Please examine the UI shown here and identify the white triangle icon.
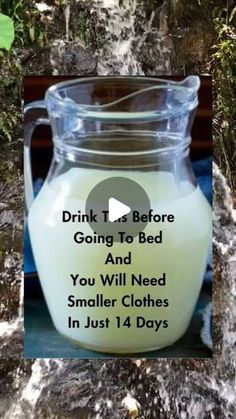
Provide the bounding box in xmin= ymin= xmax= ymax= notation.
xmin=108 ymin=197 xmax=131 ymax=222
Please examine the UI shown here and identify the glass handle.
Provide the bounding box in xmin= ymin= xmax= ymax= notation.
xmin=24 ymin=100 xmax=50 ymax=214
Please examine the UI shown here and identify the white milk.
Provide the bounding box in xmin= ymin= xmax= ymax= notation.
xmin=28 ymin=168 xmax=211 ymax=353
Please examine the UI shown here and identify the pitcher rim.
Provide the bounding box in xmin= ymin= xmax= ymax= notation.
xmin=46 ymin=76 xmax=200 ymax=122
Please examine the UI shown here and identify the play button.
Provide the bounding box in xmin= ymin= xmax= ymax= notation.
xmin=108 ymin=198 xmax=131 ymax=222
xmin=85 ymin=176 xmax=151 ymax=241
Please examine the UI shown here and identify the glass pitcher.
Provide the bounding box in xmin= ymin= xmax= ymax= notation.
xmin=24 ymin=76 xmax=211 ymax=354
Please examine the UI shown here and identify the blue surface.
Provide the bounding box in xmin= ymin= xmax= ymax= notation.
xmin=193 ymin=157 xmax=212 ymax=204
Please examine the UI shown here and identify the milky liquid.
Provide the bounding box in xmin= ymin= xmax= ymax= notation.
xmin=28 ymin=168 xmax=211 ymax=353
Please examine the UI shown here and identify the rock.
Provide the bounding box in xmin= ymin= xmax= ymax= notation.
xmin=137 ymin=31 xmax=173 ymax=74
xmin=213 ymin=163 xmax=236 ymax=247
xmin=50 ymin=40 xmax=97 ymax=75
xmin=0 ymin=321 xmax=23 ymax=359
xmin=34 ymin=360 xmax=128 ymax=418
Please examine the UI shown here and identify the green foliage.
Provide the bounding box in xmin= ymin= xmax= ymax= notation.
xmin=0 ymin=0 xmax=45 ymax=47
xmin=212 ymin=3 xmax=236 ymax=187
xmin=0 ymin=13 xmax=14 ymax=50
xmin=0 ymin=107 xmax=20 ymax=142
